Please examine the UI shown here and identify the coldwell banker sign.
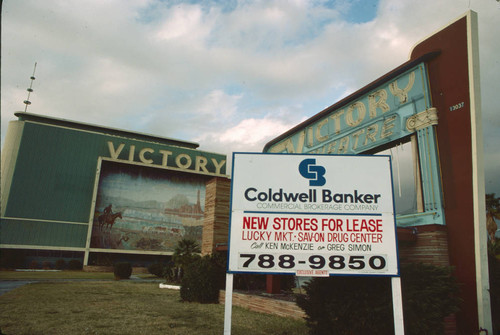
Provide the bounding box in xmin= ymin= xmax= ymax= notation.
xmin=227 ymin=153 xmax=399 ymax=276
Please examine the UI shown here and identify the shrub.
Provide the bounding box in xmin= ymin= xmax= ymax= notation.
xmin=234 ymin=273 xmax=266 ymax=291
xmin=0 ymin=249 xmax=26 ymax=269
xmin=281 ymin=275 xmax=296 ymax=293
xmin=67 ymin=259 xmax=83 ymax=270
xmin=42 ymin=261 xmax=52 ymax=269
xmin=296 ymin=263 xmax=460 ymax=335
xmin=30 ymin=260 xmax=40 ymax=269
xmin=180 ymin=255 xmax=222 ymax=303
xmin=55 ymin=259 xmax=66 ymax=270
xmin=209 ymin=252 xmax=227 ymax=290
xmin=148 ymin=262 xmax=175 ymax=279
xmin=488 ymin=253 xmax=500 ymax=334
xmin=233 ymin=273 xmax=296 ymax=293
xmin=399 ymin=263 xmax=461 ymax=334
xmin=297 ymin=275 xmax=393 ymax=335
xmin=164 ymin=262 xmax=177 ymax=282
xmin=148 ymin=263 xmax=165 ymax=277
xmin=173 ymin=239 xmax=201 ymax=281
xmin=114 ymin=262 xmax=132 ymax=280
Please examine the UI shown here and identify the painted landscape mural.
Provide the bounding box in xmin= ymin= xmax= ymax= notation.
xmin=90 ymin=161 xmax=207 ymax=252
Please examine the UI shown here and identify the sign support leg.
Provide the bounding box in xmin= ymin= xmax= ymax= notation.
xmin=224 ymin=273 xmax=234 ymax=335
xmin=392 ymin=276 xmax=405 ymax=334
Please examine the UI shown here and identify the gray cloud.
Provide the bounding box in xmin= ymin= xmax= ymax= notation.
xmin=2 ymin=0 xmax=499 ymax=193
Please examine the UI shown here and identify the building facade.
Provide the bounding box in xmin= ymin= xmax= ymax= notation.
xmin=262 ymin=12 xmax=490 ymax=333
xmin=1 ymin=112 xmax=230 ymax=267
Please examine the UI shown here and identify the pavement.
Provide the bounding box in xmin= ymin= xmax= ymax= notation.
xmin=0 ymin=281 xmax=34 ymax=296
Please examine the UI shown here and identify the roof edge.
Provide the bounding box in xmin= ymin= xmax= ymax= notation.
xmin=14 ymin=112 xmax=199 ymax=149
xmin=262 ymin=51 xmax=440 ymax=153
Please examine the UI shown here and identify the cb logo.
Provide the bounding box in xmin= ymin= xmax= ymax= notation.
xmin=299 ymin=158 xmax=326 ymax=186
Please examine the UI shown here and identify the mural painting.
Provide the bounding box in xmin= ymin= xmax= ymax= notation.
xmin=90 ymin=161 xmax=207 ymax=252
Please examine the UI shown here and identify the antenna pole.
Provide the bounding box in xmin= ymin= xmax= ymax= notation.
xmin=23 ymin=62 xmax=37 ymax=112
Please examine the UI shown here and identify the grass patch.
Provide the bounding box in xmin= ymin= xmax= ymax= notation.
xmin=0 ymin=281 xmax=308 ymax=335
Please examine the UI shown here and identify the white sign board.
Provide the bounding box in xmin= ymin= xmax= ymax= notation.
xmin=227 ymin=153 xmax=399 ymax=276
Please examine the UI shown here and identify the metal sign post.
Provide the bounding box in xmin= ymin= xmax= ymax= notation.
xmin=223 ymin=273 xmax=234 ymax=334
xmin=392 ymin=277 xmax=405 ymax=334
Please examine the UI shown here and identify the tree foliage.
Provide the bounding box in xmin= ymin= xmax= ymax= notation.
xmin=486 ymin=193 xmax=500 ymax=246
xmin=173 ymin=238 xmax=201 ymax=280
xmin=148 ymin=260 xmax=176 ymax=281
xmin=486 ymin=193 xmax=500 ymax=334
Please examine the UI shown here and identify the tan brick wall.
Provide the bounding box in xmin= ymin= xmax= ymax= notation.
xmin=398 ymin=225 xmax=450 ymax=267
xmin=219 ymin=290 xmax=306 ymax=320
xmin=201 ymin=177 xmax=231 ymax=255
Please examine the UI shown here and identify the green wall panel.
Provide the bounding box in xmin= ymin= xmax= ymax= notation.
xmin=5 ymin=123 xmax=102 ymax=222
xmin=4 ymin=122 xmax=226 ymax=223
xmin=0 ymin=219 xmax=88 ymax=247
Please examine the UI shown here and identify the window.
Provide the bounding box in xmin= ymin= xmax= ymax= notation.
xmin=375 ymin=139 xmax=421 ymax=216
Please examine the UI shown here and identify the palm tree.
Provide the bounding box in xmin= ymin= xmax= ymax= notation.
xmin=486 ymin=193 xmax=500 ymax=245
xmin=173 ymin=238 xmax=201 ymax=280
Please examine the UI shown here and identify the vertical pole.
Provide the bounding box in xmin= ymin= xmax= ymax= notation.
xmin=467 ymin=11 xmax=492 ymax=333
xmin=224 ymin=273 xmax=234 ymax=335
xmin=266 ymin=274 xmax=281 ymax=294
xmin=392 ymin=277 xmax=405 ymax=334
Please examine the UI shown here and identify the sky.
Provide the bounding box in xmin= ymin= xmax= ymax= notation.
xmin=1 ymin=0 xmax=499 ymax=196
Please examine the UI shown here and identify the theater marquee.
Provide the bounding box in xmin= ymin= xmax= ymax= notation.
xmin=265 ymin=63 xmax=432 ymax=156
xmin=261 ymin=11 xmax=490 ymax=334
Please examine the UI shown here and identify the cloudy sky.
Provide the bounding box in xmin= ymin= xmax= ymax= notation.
xmin=1 ymin=0 xmax=499 ymax=195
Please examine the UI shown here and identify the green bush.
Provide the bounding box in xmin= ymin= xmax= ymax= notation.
xmin=280 ymin=274 xmax=296 ymax=293
xmin=234 ymin=273 xmax=266 ymax=291
xmin=489 ymin=253 xmax=500 ymax=333
xmin=180 ymin=255 xmax=223 ymax=303
xmin=209 ymin=252 xmax=227 ymax=290
xmin=55 ymin=259 xmax=66 ymax=270
xmin=297 ymin=275 xmax=393 ymax=335
xmin=0 ymin=249 xmax=26 ymax=269
xmin=113 ymin=262 xmax=132 ymax=280
xmin=67 ymin=259 xmax=83 ymax=270
xmin=148 ymin=262 xmax=176 ymax=281
xmin=399 ymin=263 xmax=461 ymax=334
xmin=148 ymin=263 xmax=165 ymax=277
xmin=233 ymin=273 xmax=296 ymax=293
xmin=173 ymin=239 xmax=201 ymax=281
xmin=296 ymin=263 xmax=460 ymax=335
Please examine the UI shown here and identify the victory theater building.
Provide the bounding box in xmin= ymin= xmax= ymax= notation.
xmin=1 ymin=112 xmax=230 ymax=267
